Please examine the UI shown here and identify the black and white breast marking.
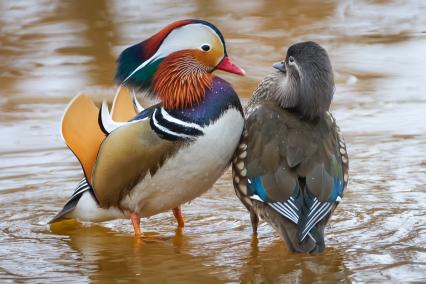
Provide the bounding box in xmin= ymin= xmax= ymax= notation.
xmin=151 ymin=107 xmax=204 ymax=141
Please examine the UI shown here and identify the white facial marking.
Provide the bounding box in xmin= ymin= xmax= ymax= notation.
xmin=156 ymin=24 xmax=222 ymax=58
xmin=124 ymin=24 xmax=223 ymax=83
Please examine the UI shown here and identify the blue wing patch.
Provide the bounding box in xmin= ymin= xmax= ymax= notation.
xmin=329 ymin=176 xmax=344 ymax=202
xmin=247 ymin=176 xmax=269 ymax=201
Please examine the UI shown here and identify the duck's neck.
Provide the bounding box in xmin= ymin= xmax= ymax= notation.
xmin=167 ymin=77 xmax=243 ymax=126
xmin=153 ymin=52 xmax=213 ymax=110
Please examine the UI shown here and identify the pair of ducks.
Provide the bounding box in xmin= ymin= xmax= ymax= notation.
xmin=50 ymin=19 xmax=348 ymax=253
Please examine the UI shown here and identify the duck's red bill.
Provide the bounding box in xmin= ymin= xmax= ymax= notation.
xmin=216 ymin=56 xmax=246 ymax=76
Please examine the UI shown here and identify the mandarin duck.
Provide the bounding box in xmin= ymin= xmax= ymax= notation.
xmin=232 ymin=41 xmax=348 ymax=253
xmin=50 ymin=19 xmax=245 ymax=238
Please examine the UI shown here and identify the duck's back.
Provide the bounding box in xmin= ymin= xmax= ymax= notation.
xmin=246 ymin=102 xmax=346 ymax=191
xmin=234 ymin=102 xmax=348 ymax=251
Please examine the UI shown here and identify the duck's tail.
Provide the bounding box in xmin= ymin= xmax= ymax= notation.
xmin=49 ymin=178 xmax=92 ymax=224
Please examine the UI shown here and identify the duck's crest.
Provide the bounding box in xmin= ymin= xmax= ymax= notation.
xmin=115 ymin=20 xmax=193 ymax=88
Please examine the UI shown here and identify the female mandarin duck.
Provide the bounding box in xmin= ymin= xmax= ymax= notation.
xmin=50 ymin=19 xmax=245 ymax=238
xmin=232 ymin=41 xmax=348 ymax=253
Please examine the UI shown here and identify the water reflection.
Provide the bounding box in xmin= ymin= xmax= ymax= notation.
xmin=50 ymin=221 xmax=226 ymax=283
xmin=240 ymin=239 xmax=351 ymax=283
xmin=49 ymin=221 xmax=352 ymax=283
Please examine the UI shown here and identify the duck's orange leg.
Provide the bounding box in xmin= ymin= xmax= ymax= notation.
xmin=172 ymin=206 xmax=185 ymax=228
xmin=130 ymin=212 xmax=141 ymax=236
xmin=130 ymin=212 xmax=171 ymax=242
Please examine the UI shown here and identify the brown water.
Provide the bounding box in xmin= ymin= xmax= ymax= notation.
xmin=1 ymin=0 xmax=425 ymax=282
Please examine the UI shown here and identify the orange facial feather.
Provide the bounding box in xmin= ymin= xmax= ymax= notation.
xmin=153 ymin=51 xmax=213 ymax=110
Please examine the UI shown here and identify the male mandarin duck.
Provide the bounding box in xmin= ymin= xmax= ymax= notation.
xmin=50 ymin=19 xmax=245 ymax=238
xmin=232 ymin=41 xmax=349 ymax=253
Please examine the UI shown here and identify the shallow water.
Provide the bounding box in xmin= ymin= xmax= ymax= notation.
xmin=1 ymin=0 xmax=426 ymax=282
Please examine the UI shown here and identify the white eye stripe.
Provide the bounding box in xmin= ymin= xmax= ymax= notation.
xmin=287 ymin=55 xmax=302 ymax=79
xmin=123 ymin=24 xmax=223 ymax=83
xmin=123 ymin=56 xmax=157 ymax=83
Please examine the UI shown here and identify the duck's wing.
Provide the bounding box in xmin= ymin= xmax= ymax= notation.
xmin=297 ymin=112 xmax=349 ymax=242
xmin=239 ymin=103 xmax=348 ymax=245
xmin=91 ymin=105 xmax=190 ymax=209
xmin=52 ymin=88 xmax=147 ymax=223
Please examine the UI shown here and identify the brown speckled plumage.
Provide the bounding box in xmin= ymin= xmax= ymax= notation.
xmin=232 ymin=41 xmax=349 ymax=253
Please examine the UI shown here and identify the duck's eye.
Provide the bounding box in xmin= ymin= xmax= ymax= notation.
xmin=288 ymin=56 xmax=295 ymax=64
xmin=201 ymin=44 xmax=211 ymax=52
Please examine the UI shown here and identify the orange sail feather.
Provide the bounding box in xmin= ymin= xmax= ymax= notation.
xmin=61 ymin=94 xmax=106 ymax=183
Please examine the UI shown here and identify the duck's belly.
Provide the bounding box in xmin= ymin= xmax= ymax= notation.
xmin=120 ymin=108 xmax=244 ymax=217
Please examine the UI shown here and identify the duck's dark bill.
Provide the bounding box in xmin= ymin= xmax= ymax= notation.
xmin=272 ymin=61 xmax=286 ymax=72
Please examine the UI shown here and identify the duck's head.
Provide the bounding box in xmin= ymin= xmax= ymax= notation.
xmin=115 ymin=19 xmax=245 ymax=110
xmin=268 ymin=41 xmax=334 ymax=120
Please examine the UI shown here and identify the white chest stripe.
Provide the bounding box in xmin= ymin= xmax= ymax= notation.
xmin=152 ymin=109 xmax=195 ymax=139
xmin=160 ymin=108 xmax=204 ymax=131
